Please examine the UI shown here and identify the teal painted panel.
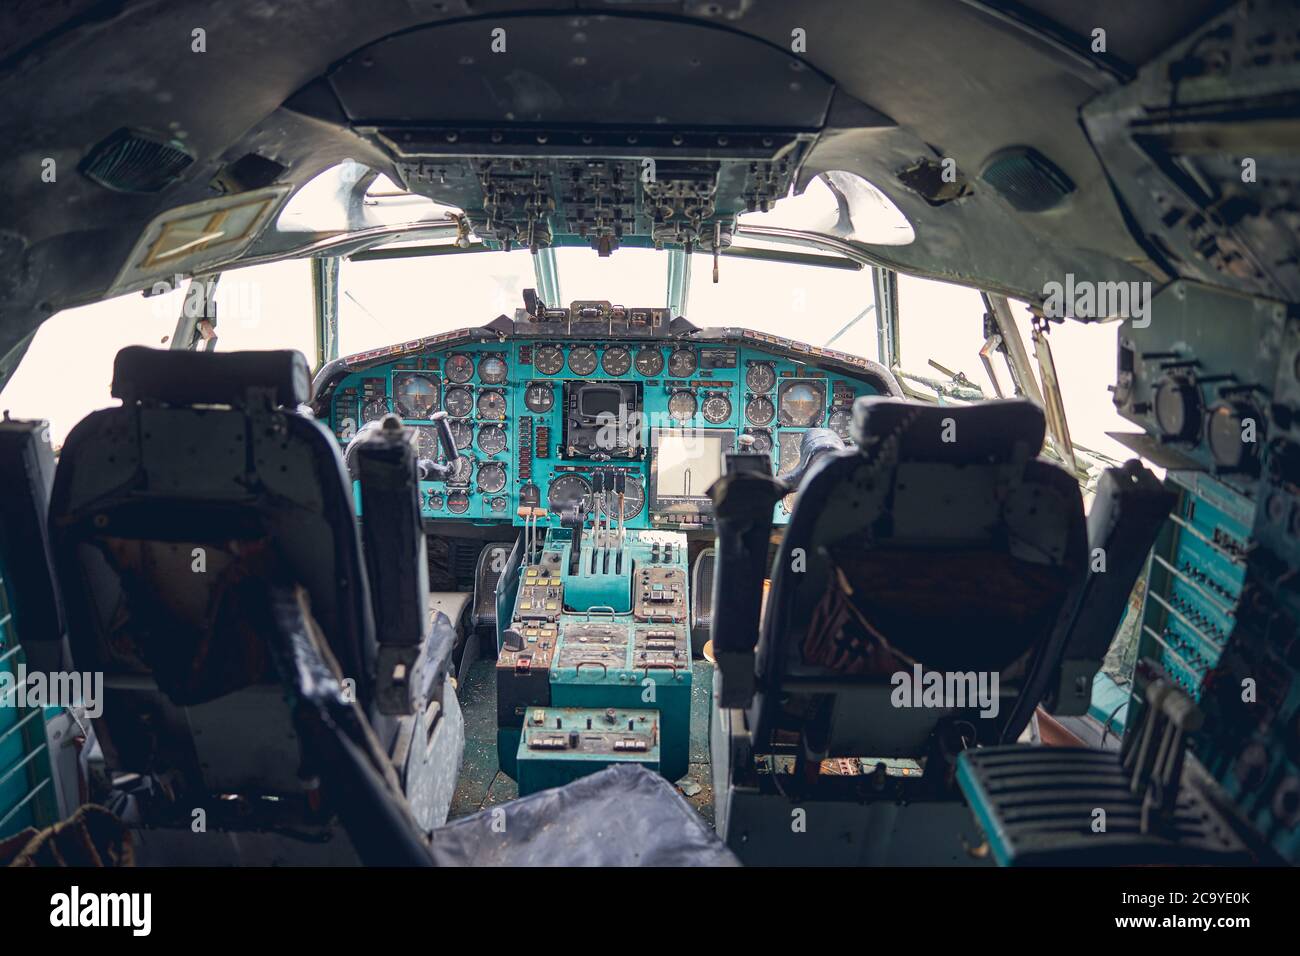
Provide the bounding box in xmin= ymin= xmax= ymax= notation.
xmin=0 ymin=561 xmax=58 ymax=838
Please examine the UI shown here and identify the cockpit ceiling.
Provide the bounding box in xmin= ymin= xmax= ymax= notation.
xmin=0 ymin=0 xmax=1265 ymax=373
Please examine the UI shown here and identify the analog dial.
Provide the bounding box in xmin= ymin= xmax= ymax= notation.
xmin=426 ymin=492 xmax=444 ymax=511
xmin=477 ymin=462 xmax=507 ymax=494
xmin=701 ymin=393 xmax=732 ymax=424
xmin=478 ymin=355 xmax=509 ymax=385
xmin=668 ymin=390 xmax=697 ymax=422
xmin=568 ymin=346 xmax=599 ymax=376
xmin=519 ymin=483 xmax=541 ymax=508
xmin=446 ymin=491 xmax=470 ymax=514
xmin=778 ymin=381 xmax=825 ymax=428
xmin=450 ymin=455 xmax=474 ymax=485
xmin=746 ymin=363 xmax=776 ymax=393
xmin=449 ymin=419 xmax=473 ymax=450
xmin=412 ymin=425 xmax=439 ymax=459
xmin=601 ymin=346 xmax=632 ymax=376
xmin=667 ymin=348 xmax=696 ymax=378
xmin=524 ymin=382 xmax=554 ymax=413
xmin=634 ymin=348 xmax=664 ymax=376
xmin=547 ymin=474 xmax=591 ymax=515
xmin=745 ymin=395 xmax=776 ymax=426
xmin=598 ymin=476 xmax=645 ymax=521
xmin=361 ymin=396 xmax=389 ymax=424
xmin=745 ymin=429 xmax=773 ymax=455
xmin=477 ymin=424 xmax=508 ymax=456
xmin=476 ymin=390 xmax=507 ymax=420
xmin=444 ymin=386 xmax=473 ymax=418
xmin=533 ymin=345 xmax=564 ymax=375
xmin=392 ymin=372 xmax=440 ymax=419
xmin=828 ymin=408 xmax=853 ymax=441
xmin=444 ymin=354 xmax=475 ymax=384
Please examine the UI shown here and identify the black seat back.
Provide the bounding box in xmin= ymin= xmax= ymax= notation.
xmin=48 ymin=347 xmax=375 ymax=799
xmin=752 ymin=397 xmax=1088 ymax=759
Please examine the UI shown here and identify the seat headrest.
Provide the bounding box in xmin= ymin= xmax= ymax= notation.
xmin=851 ymin=396 xmax=1045 ymax=464
xmin=112 ymin=346 xmax=311 ymax=408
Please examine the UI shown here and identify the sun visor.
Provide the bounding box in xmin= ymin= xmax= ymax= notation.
xmin=108 ymin=184 xmax=290 ymax=295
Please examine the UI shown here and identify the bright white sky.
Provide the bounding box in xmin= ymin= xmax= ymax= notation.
xmin=0 ymin=246 xmax=1130 ymax=463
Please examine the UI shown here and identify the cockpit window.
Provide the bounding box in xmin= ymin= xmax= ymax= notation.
xmin=337 ymin=248 xmax=539 ymax=356
xmin=738 ymin=171 xmax=915 ymax=246
xmin=685 ymin=242 xmax=878 ymax=361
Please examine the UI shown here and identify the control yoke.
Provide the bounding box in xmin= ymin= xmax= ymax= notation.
xmin=344 ymin=411 xmax=460 ymax=483
xmin=418 ymin=411 xmax=460 ymax=482
xmin=778 ymin=427 xmax=845 ymax=492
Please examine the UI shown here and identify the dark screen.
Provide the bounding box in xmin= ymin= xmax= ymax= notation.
xmin=580 ymin=386 xmax=622 ymax=418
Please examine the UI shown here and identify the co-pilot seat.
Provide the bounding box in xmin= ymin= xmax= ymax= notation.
xmin=48 ymin=346 xmax=732 ymax=867
xmin=709 ymin=396 xmax=1089 ymax=865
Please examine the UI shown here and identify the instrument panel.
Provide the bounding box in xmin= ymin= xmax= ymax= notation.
xmin=324 ymin=328 xmax=891 ymax=530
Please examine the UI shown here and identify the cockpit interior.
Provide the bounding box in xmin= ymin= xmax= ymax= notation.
xmin=1 ymin=0 xmax=1298 ymax=893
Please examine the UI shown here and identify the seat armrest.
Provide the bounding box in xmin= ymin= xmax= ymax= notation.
xmin=708 ymin=463 xmax=785 ymax=708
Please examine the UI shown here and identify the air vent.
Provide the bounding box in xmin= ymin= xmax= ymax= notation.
xmin=79 ymin=128 xmax=193 ymax=193
xmin=979 ymin=146 xmax=1074 ymax=213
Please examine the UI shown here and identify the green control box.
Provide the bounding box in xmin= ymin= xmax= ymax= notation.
xmin=516 ymin=706 xmax=660 ymax=795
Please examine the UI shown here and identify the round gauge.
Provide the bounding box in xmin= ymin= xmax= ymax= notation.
xmin=450 ymin=455 xmax=474 ymax=485
xmin=634 ymin=347 xmax=665 ymax=376
xmin=446 ymin=492 xmax=470 ymax=514
xmin=449 ymin=419 xmax=473 ymax=450
xmin=667 ymin=348 xmax=696 ymax=378
xmin=412 ymin=425 xmax=439 ymax=459
xmin=524 ymin=382 xmax=554 ymax=413
xmin=519 ymin=482 xmax=541 ymax=508
xmin=828 ymin=408 xmax=853 ymax=441
xmin=426 ymin=492 xmax=444 ymax=511
xmin=778 ymin=381 xmax=825 ymax=428
xmin=701 ymin=393 xmax=732 ymax=424
xmin=477 ymin=390 xmax=507 ymax=420
xmin=745 ymin=429 xmax=773 ymax=455
xmin=444 ymin=354 xmax=475 ymax=384
xmin=1206 ymin=402 xmax=1261 ymax=471
xmin=533 ymin=345 xmax=565 ymax=376
xmin=444 ymin=386 xmax=474 ymax=418
xmin=599 ymin=476 xmax=645 ymax=521
xmin=568 ymin=346 xmax=599 ymax=376
xmin=746 ymin=363 xmax=776 ymax=393
xmin=602 ymin=346 xmax=632 ymax=376
xmin=668 ymin=390 xmax=697 ymax=422
xmin=361 ymin=396 xmax=390 ymax=424
xmin=1155 ymin=376 xmax=1201 ymax=442
xmin=746 ymin=395 xmax=776 ymax=426
xmin=477 ymin=462 xmax=508 ymax=494
xmin=548 ymin=474 xmax=592 ymax=514
xmin=477 ymin=424 xmax=508 ymax=456
xmin=392 ymin=373 xmax=440 ymax=419
xmin=479 ymin=355 xmax=509 ymax=385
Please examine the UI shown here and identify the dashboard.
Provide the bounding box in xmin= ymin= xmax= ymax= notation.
xmin=313 ymin=302 xmax=899 ymax=531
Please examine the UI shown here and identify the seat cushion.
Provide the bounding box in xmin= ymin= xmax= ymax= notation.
xmin=428 ymin=765 xmax=739 ymax=866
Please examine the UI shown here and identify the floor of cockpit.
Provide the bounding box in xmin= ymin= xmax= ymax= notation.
xmin=449 ymin=659 xmax=716 ymax=824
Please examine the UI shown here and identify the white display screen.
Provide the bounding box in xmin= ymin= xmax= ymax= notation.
xmin=655 ymin=431 xmax=726 ymax=499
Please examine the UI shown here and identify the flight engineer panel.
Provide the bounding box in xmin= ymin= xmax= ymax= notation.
xmin=317 ymin=313 xmax=896 ymax=530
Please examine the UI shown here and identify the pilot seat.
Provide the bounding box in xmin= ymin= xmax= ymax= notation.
xmin=708 ymin=396 xmax=1090 ymax=865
